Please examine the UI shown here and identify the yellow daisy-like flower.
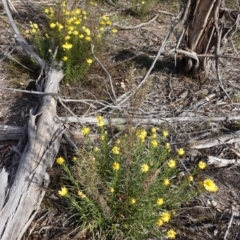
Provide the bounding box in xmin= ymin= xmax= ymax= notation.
xmin=167 ymin=229 xmax=177 ymax=239
xmin=58 ymin=24 xmax=63 ymax=31
xmin=31 ymin=29 xmax=37 ymax=34
xmin=56 ymin=156 xmax=65 ymax=165
xmin=62 ymin=56 xmax=68 ymax=61
xmin=141 ymin=164 xmax=149 ymax=173
xmin=97 ymin=116 xmax=105 ymax=127
xmin=151 ymin=127 xmax=157 ymax=133
xmin=188 ymin=175 xmax=193 ymax=182
xmin=163 ymin=178 xmax=170 ymax=186
xmin=177 ymin=148 xmax=185 ymax=156
xmin=73 ymin=30 xmax=78 ymax=35
xmin=156 ymin=218 xmax=164 ymax=226
xmin=44 ymin=8 xmax=49 ymax=14
xmin=112 ymin=146 xmax=120 ymax=155
xmin=151 ymin=140 xmax=158 ymax=148
xmin=203 ymin=179 xmax=218 ymax=192
xmin=62 ymin=42 xmax=73 ymax=50
xmin=68 ymin=26 xmax=74 ymax=31
xmin=58 ymin=186 xmax=68 ymax=196
xmin=79 ymin=34 xmax=84 ymax=39
xmin=85 ymin=36 xmax=91 ymax=41
xmin=130 ymin=198 xmax=136 ymax=205
xmin=198 ymin=161 xmax=207 ymax=170
xmin=87 ymin=58 xmax=93 ymax=65
xmin=161 ymin=212 xmax=171 ymax=223
xmin=81 ymin=126 xmax=91 ymax=136
xmin=109 ymin=187 xmax=114 ymax=193
xmin=165 ymin=142 xmax=171 ymax=150
xmin=50 ymin=23 xmax=56 ymax=28
xmin=85 ymin=28 xmax=91 ymax=35
xmin=112 ymin=28 xmax=118 ymax=33
xmin=151 ymin=133 xmax=157 ymax=139
xmin=72 ymin=156 xmax=77 ymax=161
xmin=156 ymin=198 xmax=164 ymax=206
xmin=93 ymin=147 xmax=99 ymax=152
xmin=168 ymin=159 xmax=176 ymax=168
xmin=100 ymin=135 xmax=105 ymax=141
xmin=65 ymin=35 xmax=71 ymax=40
xmin=162 ymin=130 xmax=169 ymax=137
xmin=142 ymin=1 xmax=145 ymax=4
xmin=74 ymin=19 xmax=81 ymax=25
xmin=82 ymin=10 xmax=87 ymax=15
xmin=78 ymin=190 xmax=86 ymax=198
xmin=136 ymin=129 xmax=147 ymax=142
xmin=112 ymin=162 xmax=120 ymax=171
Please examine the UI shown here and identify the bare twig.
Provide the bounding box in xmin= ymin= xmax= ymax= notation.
xmin=113 ymin=14 xmax=159 ymax=30
xmin=91 ymin=44 xmax=116 ymax=103
xmin=224 ymin=209 xmax=236 ymax=240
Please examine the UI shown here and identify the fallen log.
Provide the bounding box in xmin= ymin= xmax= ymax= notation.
xmin=0 ymin=0 xmax=65 ymax=239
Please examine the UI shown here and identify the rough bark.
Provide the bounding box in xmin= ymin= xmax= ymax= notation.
xmin=0 ymin=69 xmax=64 ymax=240
xmin=178 ymin=0 xmax=239 ymax=78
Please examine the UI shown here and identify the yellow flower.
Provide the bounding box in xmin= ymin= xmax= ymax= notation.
xmin=68 ymin=26 xmax=74 ymax=31
xmin=82 ymin=10 xmax=87 ymax=15
xmin=25 ymin=30 xmax=30 ymax=34
xmin=112 ymin=146 xmax=120 ymax=155
xmin=44 ymin=8 xmax=49 ymax=14
xmin=142 ymin=1 xmax=145 ymax=4
xmin=93 ymin=147 xmax=99 ymax=152
xmin=161 ymin=212 xmax=171 ymax=223
xmin=85 ymin=36 xmax=91 ymax=41
xmin=109 ymin=187 xmax=114 ymax=193
xmin=188 ymin=175 xmax=193 ymax=182
xmin=100 ymin=135 xmax=105 ymax=141
xmin=79 ymin=34 xmax=84 ymax=39
xmin=102 ymin=15 xmax=109 ymax=21
xmin=85 ymin=28 xmax=91 ymax=35
xmin=56 ymin=157 xmax=65 ymax=165
xmin=90 ymin=1 xmax=98 ymax=6
xmin=31 ymin=29 xmax=36 ymax=33
xmin=203 ymin=179 xmax=218 ymax=192
xmin=78 ymin=190 xmax=86 ymax=198
xmin=156 ymin=198 xmax=164 ymax=206
xmin=99 ymin=27 xmax=104 ymax=32
xmin=198 ymin=161 xmax=207 ymax=170
xmin=165 ymin=142 xmax=171 ymax=150
xmin=73 ymin=30 xmax=78 ymax=35
xmin=116 ymin=139 xmax=121 ymax=144
xmin=167 ymin=229 xmax=177 ymax=239
xmin=62 ymin=42 xmax=73 ymax=50
xmin=151 ymin=133 xmax=157 ymax=139
xmin=74 ymin=19 xmax=81 ymax=25
xmin=58 ymin=186 xmax=68 ymax=196
xmin=45 ymin=33 xmax=49 ymax=39
xmin=141 ymin=164 xmax=149 ymax=173
xmin=136 ymin=129 xmax=147 ymax=142
xmin=62 ymin=56 xmax=68 ymax=61
xmin=65 ymin=35 xmax=70 ymax=40
xmin=72 ymin=156 xmax=77 ymax=161
xmin=112 ymin=162 xmax=120 ymax=171
xmin=58 ymin=24 xmax=64 ymax=31
xmin=162 ymin=130 xmax=169 ymax=137
xmin=168 ymin=159 xmax=176 ymax=168
xmin=74 ymin=8 xmax=81 ymax=14
xmin=163 ymin=178 xmax=170 ymax=186
xmin=112 ymin=28 xmax=118 ymax=33
xmin=87 ymin=59 xmax=93 ymax=65
xmin=32 ymin=23 xmax=38 ymax=29
xmin=81 ymin=126 xmax=91 ymax=136
xmin=156 ymin=218 xmax=164 ymax=226
xmin=50 ymin=23 xmax=56 ymax=28
xmin=151 ymin=140 xmax=158 ymax=148
xmin=177 ymin=148 xmax=185 ymax=156
xmin=130 ymin=198 xmax=136 ymax=205
xmin=106 ymin=20 xmax=112 ymax=25
xmin=97 ymin=116 xmax=105 ymax=127
xmin=151 ymin=127 xmax=157 ymax=133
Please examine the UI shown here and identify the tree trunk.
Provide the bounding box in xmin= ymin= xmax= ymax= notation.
xmin=178 ymin=0 xmax=239 ymax=79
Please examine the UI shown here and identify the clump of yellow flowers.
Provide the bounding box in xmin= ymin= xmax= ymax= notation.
xmin=55 ymin=119 xmax=218 ymax=239
xmin=24 ymin=1 xmax=117 ymax=84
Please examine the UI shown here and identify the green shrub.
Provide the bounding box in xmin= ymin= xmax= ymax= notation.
xmin=24 ymin=1 xmax=117 ymax=84
xmin=56 ymin=117 xmax=218 ymax=239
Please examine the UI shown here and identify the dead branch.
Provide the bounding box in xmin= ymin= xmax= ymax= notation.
xmin=207 ymin=155 xmax=240 ymax=167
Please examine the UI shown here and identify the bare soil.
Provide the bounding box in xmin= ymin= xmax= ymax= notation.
xmin=0 ymin=0 xmax=240 ymax=239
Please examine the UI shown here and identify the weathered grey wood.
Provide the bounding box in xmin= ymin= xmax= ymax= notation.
xmin=0 ymin=125 xmax=23 ymax=141
xmin=0 ymin=69 xmax=64 ymax=240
